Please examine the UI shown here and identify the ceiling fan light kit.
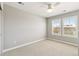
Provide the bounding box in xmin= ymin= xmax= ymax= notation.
xmin=47 ymin=2 xmax=60 ymax=13
xmin=47 ymin=8 xmax=53 ymax=13
xmin=47 ymin=4 xmax=53 ymax=13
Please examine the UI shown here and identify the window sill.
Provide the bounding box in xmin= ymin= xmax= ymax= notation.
xmin=52 ymin=34 xmax=78 ymax=39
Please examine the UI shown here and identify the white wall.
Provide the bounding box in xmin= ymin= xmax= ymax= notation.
xmin=0 ymin=11 xmax=1 ymax=55
xmin=3 ymin=4 xmax=46 ymax=50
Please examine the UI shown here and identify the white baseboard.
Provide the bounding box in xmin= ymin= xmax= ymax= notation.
xmin=47 ymin=38 xmax=78 ymax=47
xmin=2 ymin=38 xmax=77 ymax=53
xmin=3 ymin=38 xmax=45 ymax=53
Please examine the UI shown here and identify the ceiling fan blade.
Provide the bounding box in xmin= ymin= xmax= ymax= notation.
xmin=53 ymin=2 xmax=60 ymax=7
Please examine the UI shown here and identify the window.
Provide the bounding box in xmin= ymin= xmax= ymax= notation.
xmin=63 ymin=16 xmax=78 ymax=37
xmin=52 ymin=15 xmax=78 ymax=38
xmin=52 ymin=19 xmax=61 ymax=35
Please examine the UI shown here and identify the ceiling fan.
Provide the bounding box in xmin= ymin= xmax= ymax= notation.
xmin=43 ymin=2 xmax=60 ymax=13
xmin=18 ymin=2 xmax=60 ymax=13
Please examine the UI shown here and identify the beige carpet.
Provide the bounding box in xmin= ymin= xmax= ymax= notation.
xmin=3 ymin=40 xmax=78 ymax=56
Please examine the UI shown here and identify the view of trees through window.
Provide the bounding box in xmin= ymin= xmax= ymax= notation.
xmin=52 ymin=16 xmax=78 ymax=38
xmin=63 ymin=16 xmax=77 ymax=37
xmin=52 ymin=19 xmax=61 ymax=35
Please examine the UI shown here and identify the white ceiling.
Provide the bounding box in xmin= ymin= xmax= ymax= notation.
xmin=4 ymin=2 xmax=79 ymax=17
